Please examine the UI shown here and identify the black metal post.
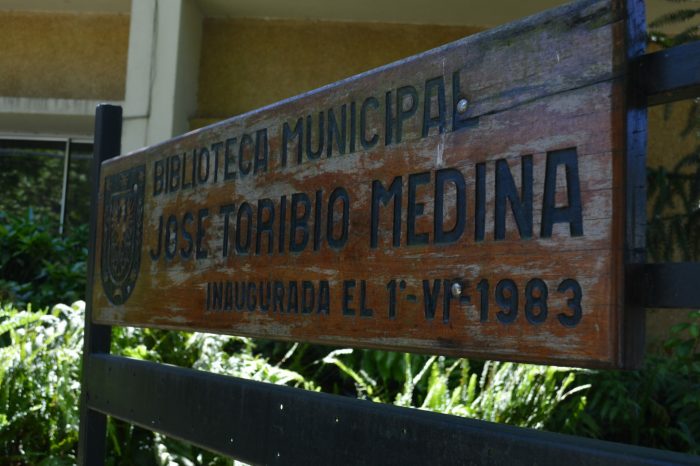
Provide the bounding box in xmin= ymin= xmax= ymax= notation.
xmin=642 ymin=263 xmax=700 ymax=309
xmin=632 ymin=39 xmax=700 ymax=312
xmin=623 ymin=0 xmax=648 ymax=368
xmin=77 ymin=104 xmax=122 ymax=466
xmin=638 ymin=40 xmax=700 ymax=106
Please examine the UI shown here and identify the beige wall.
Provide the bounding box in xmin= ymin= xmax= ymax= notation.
xmin=0 ymin=11 xmax=129 ymax=100
xmin=193 ymin=18 xmax=482 ymax=126
xmin=648 ymin=99 xmax=699 ymax=169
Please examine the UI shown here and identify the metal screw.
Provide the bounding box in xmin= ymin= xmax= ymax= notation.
xmin=451 ymin=282 xmax=462 ymax=298
xmin=456 ymin=98 xmax=469 ymax=114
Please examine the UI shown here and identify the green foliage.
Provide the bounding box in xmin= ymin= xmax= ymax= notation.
xmin=3 ymin=303 xmax=699 ymax=464
xmin=323 ymin=350 xmax=586 ymax=430
xmin=0 ymin=143 xmax=92 ymax=231
xmin=112 ymin=328 xmax=315 ymax=390
xmin=466 ymin=362 xmax=585 ymax=429
xmin=0 ymin=210 xmax=88 ymax=310
xmin=0 ymin=302 xmax=84 ymax=465
xmin=1 ymin=300 xmax=699 ymax=462
xmin=0 ymin=302 xmax=316 ymax=465
xmin=648 ymin=0 xmax=700 ymax=48
xmin=549 ymin=310 xmax=700 ymax=453
xmin=105 ymin=329 xmax=316 ymax=465
xmin=321 ymin=349 xmax=428 ymax=401
xmin=647 ymin=150 xmax=700 ymax=261
xmin=322 ymin=321 xmax=700 ymax=456
xmin=0 ymin=149 xmax=64 ymax=226
xmin=646 ymin=0 xmax=700 ymax=262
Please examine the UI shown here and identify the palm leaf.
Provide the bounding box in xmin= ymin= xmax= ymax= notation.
xmin=649 ymin=9 xmax=700 ymax=28
xmin=672 ymin=23 xmax=700 ymax=45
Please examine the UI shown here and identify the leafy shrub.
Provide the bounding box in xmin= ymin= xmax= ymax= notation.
xmin=0 ymin=301 xmax=314 ymax=465
xmin=322 ymin=315 xmax=700 ymax=455
xmin=648 ymin=0 xmax=699 ymax=47
xmin=550 ymin=310 xmax=700 ymax=453
xmin=0 ymin=210 xmax=87 ymax=310
xmin=323 ymin=349 xmax=586 ymax=429
xmin=646 ymin=0 xmax=700 ymax=262
xmin=0 ymin=302 xmax=84 ymax=465
xmin=107 ymin=330 xmax=317 ymax=466
xmin=2 ymin=300 xmax=699 ymax=463
xmin=647 ymin=152 xmax=700 ymax=262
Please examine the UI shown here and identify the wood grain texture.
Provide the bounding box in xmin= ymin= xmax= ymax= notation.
xmin=92 ymin=0 xmax=643 ymax=368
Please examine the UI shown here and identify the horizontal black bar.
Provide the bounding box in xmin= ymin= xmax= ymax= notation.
xmin=637 ymin=40 xmax=700 ymax=106
xmin=85 ymin=354 xmax=696 ymax=466
xmin=641 ymin=262 xmax=700 ymax=309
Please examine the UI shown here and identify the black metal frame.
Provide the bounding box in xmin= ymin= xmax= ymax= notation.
xmin=77 ymin=30 xmax=700 ymax=466
xmin=637 ymin=40 xmax=700 ymax=106
xmin=78 ymin=105 xmax=119 ymax=465
xmin=84 ymin=353 xmax=697 ymax=465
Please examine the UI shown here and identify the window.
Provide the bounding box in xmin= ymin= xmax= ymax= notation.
xmin=0 ymin=137 xmax=94 ymax=234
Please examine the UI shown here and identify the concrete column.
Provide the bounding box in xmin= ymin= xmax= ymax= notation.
xmin=122 ymin=0 xmax=202 ymax=153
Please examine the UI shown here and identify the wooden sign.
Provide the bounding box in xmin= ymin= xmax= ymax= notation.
xmin=93 ymin=0 xmax=644 ymax=368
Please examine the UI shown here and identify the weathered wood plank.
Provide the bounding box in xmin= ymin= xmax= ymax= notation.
xmin=92 ymin=0 xmax=644 ymax=368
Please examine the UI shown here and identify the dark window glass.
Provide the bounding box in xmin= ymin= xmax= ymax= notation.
xmin=0 ymin=139 xmax=93 ymax=232
xmin=0 ymin=140 xmax=66 ymax=225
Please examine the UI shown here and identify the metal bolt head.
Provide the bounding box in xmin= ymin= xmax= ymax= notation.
xmin=451 ymin=282 xmax=462 ymax=298
xmin=456 ymin=98 xmax=469 ymax=114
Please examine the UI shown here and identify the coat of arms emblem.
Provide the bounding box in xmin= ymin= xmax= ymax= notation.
xmin=101 ymin=165 xmax=145 ymax=304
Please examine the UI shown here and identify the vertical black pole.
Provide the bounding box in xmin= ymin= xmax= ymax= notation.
xmin=623 ymin=0 xmax=648 ymax=368
xmin=78 ymin=104 xmax=122 ymax=465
